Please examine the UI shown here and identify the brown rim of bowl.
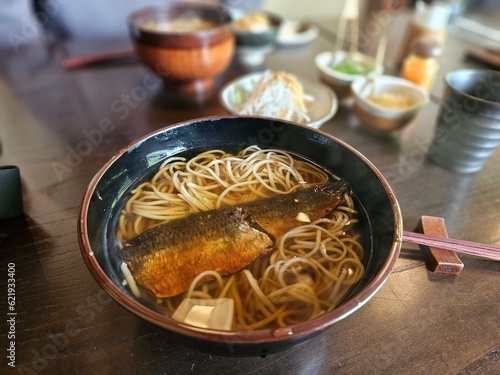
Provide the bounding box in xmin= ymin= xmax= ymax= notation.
xmin=128 ymin=3 xmax=234 ymax=48
xmin=78 ymin=115 xmax=403 ymax=345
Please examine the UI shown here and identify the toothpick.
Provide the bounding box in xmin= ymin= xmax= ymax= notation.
xmin=334 ymin=15 xmax=347 ymax=55
xmin=334 ymin=0 xmax=358 ymax=57
xmin=348 ymin=0 xmax=359 ymax=55
xmin=342 ymin=0 xmax=358 ymax=20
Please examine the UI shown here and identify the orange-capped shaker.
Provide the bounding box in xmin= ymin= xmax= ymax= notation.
xmin=401 ymin=37 xmax=441 ymax=92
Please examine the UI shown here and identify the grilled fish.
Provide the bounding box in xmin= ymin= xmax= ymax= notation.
xmin=120 ymin=180 xmax=349 ymax=298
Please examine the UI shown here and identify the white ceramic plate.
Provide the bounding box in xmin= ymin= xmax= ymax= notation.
xmin=276 ymin=20 xmax=319 ymax=45
xmin=219 ymin=71 xmax=338 ymax=129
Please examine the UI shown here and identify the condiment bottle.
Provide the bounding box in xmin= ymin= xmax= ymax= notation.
xmin=396 ymin=0 xmax=452 ymax=65
xmin=400 ymin=36 xmax=441 ymax=92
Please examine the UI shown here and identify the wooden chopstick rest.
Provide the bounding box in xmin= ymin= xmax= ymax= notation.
xmin=415 ymin=215 xmax=464 ymax=275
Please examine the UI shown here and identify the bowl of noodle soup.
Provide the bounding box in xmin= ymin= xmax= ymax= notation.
xmin=78 ymin=116 xmax=402 ymax=356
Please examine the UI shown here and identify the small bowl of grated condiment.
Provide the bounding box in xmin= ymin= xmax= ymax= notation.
xmin=351 ymin=75 xmax=429 ymax=135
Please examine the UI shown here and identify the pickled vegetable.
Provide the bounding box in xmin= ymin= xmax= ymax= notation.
xmin=331 ymin=58 xmax=370 ymax=75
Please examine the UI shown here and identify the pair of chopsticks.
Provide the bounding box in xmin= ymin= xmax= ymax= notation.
xmin=334 ymin=0 xmax=387 ymax=95
xmin=403 ymin=231 xmax=500 ymax=261
xmin=62 ymin=49 xmax=135 ymax=70
xmin=335 ymin=0 xmax=388 ymax=61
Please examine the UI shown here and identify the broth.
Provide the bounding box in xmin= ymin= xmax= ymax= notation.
xmin=141 ymin=17 xmax=219 ymax=33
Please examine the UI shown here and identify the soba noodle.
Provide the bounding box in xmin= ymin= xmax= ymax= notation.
xmin=118 ymin=146 xmax=365 ymax=330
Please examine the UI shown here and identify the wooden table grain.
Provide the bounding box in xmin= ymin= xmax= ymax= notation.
xmin=1 ymin=19 xmax=499 ymax=375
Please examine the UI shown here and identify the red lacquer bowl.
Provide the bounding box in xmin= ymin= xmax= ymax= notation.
xmin=128 ymin=3 xmax=235 ymax=92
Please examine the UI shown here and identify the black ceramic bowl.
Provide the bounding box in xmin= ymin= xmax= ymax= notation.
xmin=78 ymin=116 xmax=402 ymax=357
xmin=233 ymin=11 xmax=282 ymax=46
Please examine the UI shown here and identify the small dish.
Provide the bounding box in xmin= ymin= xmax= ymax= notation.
xmin=276 ymin=20 xmax=319 ymax=46
xmin=351 ymin=75 xmax=429 ymax=134
xmin=315 ymin=50 xmax=377 ymax=101
xmin=219 ymin=71 xmax=338 ymax=129
xmin=233 ymin=10 xmax=282 ymax=47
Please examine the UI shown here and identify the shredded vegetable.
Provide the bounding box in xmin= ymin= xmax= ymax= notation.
xmin=234 ymin=70 xmax=313 ymax=124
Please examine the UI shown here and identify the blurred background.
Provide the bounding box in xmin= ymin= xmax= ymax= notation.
xmin=452 ymin=0 xmax=500 ymax=48
xmin=0 ymin=0 xmax=499 ymax=50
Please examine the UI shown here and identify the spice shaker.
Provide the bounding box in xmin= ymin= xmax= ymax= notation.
xmin=400 ymin=36 xmax=441 ymax=92
xmin=396 ymin=0 xmax=452 ymax=65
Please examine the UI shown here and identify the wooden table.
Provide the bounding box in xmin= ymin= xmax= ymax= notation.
xmin=1 ymin=19 xmax=499 ymax=375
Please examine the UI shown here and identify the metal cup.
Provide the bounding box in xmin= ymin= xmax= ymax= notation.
xmin=428 ymin=69 xmax=500 ymax=173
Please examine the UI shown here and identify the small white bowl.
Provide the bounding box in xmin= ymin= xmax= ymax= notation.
xmin=315 ymin=50 xmax=377 ymax=101
xmin=276 ymin=20 xmax=318 ymax=45
xmin=351 ymin=75 xmax=429 ymax=134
